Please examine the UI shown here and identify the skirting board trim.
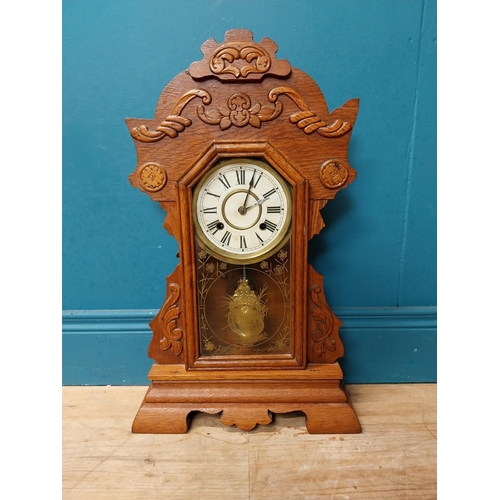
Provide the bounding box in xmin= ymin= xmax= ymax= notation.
xmin=62 ymin=306 xmax=436 ymax=385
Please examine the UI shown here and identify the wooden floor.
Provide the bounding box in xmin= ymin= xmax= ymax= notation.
xmin=63 ymin=384 xmax=436 ymax=499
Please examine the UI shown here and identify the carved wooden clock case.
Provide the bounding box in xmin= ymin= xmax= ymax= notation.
xmin=126 ymin=29 xmax=361 ymax=434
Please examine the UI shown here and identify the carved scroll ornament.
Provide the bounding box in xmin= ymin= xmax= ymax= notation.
xmin=310 ymin=284 xmax=338 ymax=358
xmin=269 ymin=87 xmax=352 ymax=137
xmin=158 ymin=283 xmax=183 ymax=355
xmin=130 ymin=87 xmax=352 ymax=142
xmin=210 ymin=43 xmax=271 ymax=78
xmin=130 ymin=89 xmax=211 ymax=143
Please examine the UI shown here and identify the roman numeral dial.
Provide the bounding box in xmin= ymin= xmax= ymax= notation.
xmin=193 ymin=158 xmax=292 ymax=264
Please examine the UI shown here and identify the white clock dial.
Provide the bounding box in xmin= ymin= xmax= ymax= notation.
xmin=193 ymin=158 xmax=292 ymax=263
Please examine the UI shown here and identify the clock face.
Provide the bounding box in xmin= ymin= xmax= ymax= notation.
xmin=193 ymin=158 xmax=292 ymax=264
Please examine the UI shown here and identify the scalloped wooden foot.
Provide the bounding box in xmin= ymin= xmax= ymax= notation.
xmin=132 ymin=364 xmax=361 ymax=434
xmin=219 ymin=406 xmax=272 ymax=431
xmin=132 ymin=403 xmax=192 ymax=434
xmin=302 ymin=403 xmax=360 ymax=434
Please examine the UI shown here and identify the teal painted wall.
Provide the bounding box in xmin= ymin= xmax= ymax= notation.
xmin=62 ymin=0 xmax=436 ymax=384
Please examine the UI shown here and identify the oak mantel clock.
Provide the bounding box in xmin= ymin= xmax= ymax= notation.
xmin=126 ymin=29 xmax=361 ymax=433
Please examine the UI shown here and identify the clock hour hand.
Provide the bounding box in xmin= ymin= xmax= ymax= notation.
xmin=244 ymin=198 xmax=266 ymax=210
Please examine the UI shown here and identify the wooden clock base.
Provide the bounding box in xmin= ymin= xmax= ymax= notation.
xmin=132 ymin=363 xmax=361 ymax=434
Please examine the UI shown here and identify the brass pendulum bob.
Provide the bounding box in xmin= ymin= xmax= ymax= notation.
xmin=226 ymin=266 xmax=268 ymax=345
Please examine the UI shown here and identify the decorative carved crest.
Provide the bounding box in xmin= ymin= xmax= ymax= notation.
xmin=188 ymin=29 xmax=291 ymax=81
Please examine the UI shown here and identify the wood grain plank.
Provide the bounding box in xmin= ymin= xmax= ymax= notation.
xmin=63 ymin=384 xmax=436 ymax=499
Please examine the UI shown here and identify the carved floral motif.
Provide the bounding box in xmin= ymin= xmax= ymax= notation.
xmin=197 ymin=92 xmax=282 ymax=130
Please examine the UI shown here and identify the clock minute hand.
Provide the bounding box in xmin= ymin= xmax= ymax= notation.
xmin=238 ymin=170 xmax=256 ymax=214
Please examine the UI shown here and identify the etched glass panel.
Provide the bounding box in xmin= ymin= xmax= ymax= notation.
xmin=196 ymin=239 xmax=291 ymax=356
